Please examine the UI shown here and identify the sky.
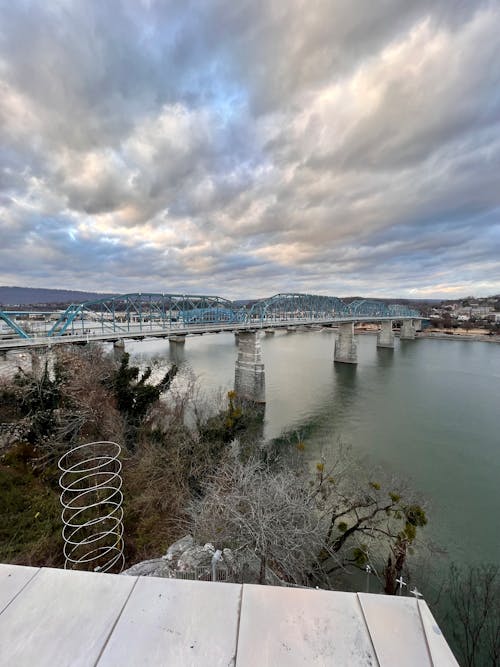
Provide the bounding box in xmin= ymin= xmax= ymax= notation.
xmin=1 ymin=0 xmax=499 ymax=300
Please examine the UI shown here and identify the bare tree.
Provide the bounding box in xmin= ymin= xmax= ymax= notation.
xmin=188 ymin=451 xmax=326 ymax=584
xmin=443 ymin=563 xmax=500 ymax=667
xmin=305 ymin=449 xmax=427 ymax=591
xmin=188 ymin=443 xmax=428 ymax=588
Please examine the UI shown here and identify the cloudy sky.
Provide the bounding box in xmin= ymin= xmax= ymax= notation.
xmin=1 ymin=1 xmax=499 ymax=299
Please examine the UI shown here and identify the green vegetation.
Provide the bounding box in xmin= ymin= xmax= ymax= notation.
xmin=0 ymin=443 xmax=62 ymax=566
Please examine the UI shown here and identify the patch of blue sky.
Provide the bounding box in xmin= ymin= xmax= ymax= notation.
xmin=210 ymin=83 xmax=247 ymax=126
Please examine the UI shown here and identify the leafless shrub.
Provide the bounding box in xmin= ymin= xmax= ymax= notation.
xmin=187 ymin=440 xmax=429 ymax=588
xmin=442 ymin=563 xmax=500 ymax=667
xmin=189 ymin=450 xmax=326 ymax=584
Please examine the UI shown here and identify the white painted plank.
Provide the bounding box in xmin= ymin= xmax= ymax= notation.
xmin=236 ymin=585 xmax=378 ymax=666
xmin=0 ymin=567 xmax=136 ymax=667
xmin=0 ymin=564 xmax=40 ymax=613
xmin=98 ymin=577 xmax=242 ymax=667
xmin=418 ymin=600 xmax=460 ymax=666
xmin=358 ymin=593 xmax=431 ymax=666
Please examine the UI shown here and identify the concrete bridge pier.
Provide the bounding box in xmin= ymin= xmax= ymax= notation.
xmin=400 ymin=320 xmax=416 ymax=340
xmin=413 ymin=319 xmax=422 ymax=331
xmin=377 ymin=320 xmax=395 ymax=348
xmin=169 ymin=335 xmax=186 ymax=344
xmin=113 ymin=339 xmax=125 ymax=360
xmin=169 ymin=335 xmax=186 ymax=363
xmin=334 ymin=322 xmax=357 ymax=364
xmin=234 ymin=331 xmax=265 ymax=403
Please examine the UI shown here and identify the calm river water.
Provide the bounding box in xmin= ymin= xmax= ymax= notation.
xmin=127 ymin=330 xmax=500 ymax=569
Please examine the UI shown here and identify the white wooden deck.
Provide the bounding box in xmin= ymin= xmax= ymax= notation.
xmin=0 ymin=564 xmax=458 ymax=666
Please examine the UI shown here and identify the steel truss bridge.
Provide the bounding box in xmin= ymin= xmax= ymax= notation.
xmin=0 ymin=292 xmax=420 ymax=351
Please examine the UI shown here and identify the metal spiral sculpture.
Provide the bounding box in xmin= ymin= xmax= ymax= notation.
xmin=58 ymin=441 xmax=124 ymax=573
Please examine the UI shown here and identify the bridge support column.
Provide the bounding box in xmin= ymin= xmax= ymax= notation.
xmin=413 ymin=319 xmax=422 ymax=331
xmin=334 ymin=322 xmax=357 ymax=364
xmin=169 ymin=335 xmax=186 ymax=344
xmin=400 ymin=320 xmax=416 ymax=340
xmin=113 ymin=339 xmax=125 ymax=360
xmin=234 ymin=331 xmax=265 ymax=403
xmin=377 ymin=320 xmax=394 ymax=348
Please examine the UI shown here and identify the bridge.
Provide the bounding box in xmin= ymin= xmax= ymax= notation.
xmin=0 ymin=292 xmax=420 ymax=344
xmin=0 ymin=292 xmax=422 ymax=402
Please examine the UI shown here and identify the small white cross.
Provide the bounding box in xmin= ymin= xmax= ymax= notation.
xmin=365 ymin=564 xmax=373 ymax=593
xmin=410 ymin=587 xmax=423 ymax=598
xmin=396 ymin=576 xmax=407 ymax=594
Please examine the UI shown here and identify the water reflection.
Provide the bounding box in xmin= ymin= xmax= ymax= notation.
xmin=168 ymin=341 xmax=186 ymax=365
xmin=376 ymin=345 xmax=394 ymax=364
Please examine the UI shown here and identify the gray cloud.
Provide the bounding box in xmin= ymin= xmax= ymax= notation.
xmin=0 ymin=0 xmax=499 ymax=299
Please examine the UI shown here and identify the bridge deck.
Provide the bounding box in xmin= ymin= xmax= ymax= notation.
xmin=0 ymin=316 xmax=404 ymax=351
xmin=0 ymin=563 xmax=457 ymax=666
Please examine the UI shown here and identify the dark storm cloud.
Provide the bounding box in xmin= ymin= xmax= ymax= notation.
xmin=0 ymin=0 xmax=499 ymax=298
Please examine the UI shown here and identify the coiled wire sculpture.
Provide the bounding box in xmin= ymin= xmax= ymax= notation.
xmin=58 ymin=441 xmax=124 ymax=573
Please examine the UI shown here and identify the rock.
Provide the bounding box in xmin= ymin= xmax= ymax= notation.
xmin=123 ymin=537 xmax=279 ymax=584
xmin=122 ymin=558 xmax=172 ymax=578
xmin=177 ymin=543 xmax=215 ymax=572
xmin=123 ymin=537 xmax=216 ymax=579
xmin=0 ymin=420 xmax=31 ymax=454
xmin=162 ymin=535 xmax=194 ymax=566
xmin=222 ymin=548 xmax=237 ymax=572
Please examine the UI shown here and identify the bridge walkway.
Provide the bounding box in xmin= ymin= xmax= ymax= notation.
xmin=0 ymin=316 xmax=402 ymax=351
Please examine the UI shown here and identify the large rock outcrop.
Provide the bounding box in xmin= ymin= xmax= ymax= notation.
xmin=122 ymin=534 xmax=283 ymax=585
xmin=122 ymin=535 xmax=235 ymax=580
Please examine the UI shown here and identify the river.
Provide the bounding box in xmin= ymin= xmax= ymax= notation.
xmin=127 ymin=329 xmax=500 ymax=570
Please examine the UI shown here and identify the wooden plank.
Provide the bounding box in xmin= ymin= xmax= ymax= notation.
xmin=358 ymin=593 xmax=431 ymax=666
xmin=0 ymin=567 xmax=136 ymax=667
xmin=98 ymin=577 xmax=242 ymax=667
xmin=418 ymin=600 xmax=460 ymax=666
xmin=236 ymin=584 xmax=378 ymax=666
xmin=0 ymin=564 xmax=40 ymax=614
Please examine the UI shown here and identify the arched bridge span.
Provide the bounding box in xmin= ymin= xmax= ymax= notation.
xmin=0 ymin=292 xmax=420 ymax=349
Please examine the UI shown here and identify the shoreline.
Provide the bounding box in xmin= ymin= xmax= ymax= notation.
xmin=350 ymin=328 xmax=500 ymax=344
xmin=416 ymin=331 xmax=500 ymax=344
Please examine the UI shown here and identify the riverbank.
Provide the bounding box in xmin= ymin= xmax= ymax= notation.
xmin=417 ymin=330 xmax=500 ymax=343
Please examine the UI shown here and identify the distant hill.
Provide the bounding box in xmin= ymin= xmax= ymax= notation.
xmin=0 ymin=286 xmax=112 ymax=307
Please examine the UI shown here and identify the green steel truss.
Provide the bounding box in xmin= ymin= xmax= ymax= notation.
xmin=0 ymin=292 xmax=420 ymax=340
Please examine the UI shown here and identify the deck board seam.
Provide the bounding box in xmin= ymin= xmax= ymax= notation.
xmin=92 ymin=575 xmax=139 ymax=667
xmin=356 ymin=593 xmax=381 ymax=667
xmin=0 ymin=567 xmax=41 ymax=617
xmin=231 ymin=584 xmax=244 ymax=666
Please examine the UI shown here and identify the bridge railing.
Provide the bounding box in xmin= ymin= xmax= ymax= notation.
xmin=0 ymin=293 xmax=420 ymax=342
